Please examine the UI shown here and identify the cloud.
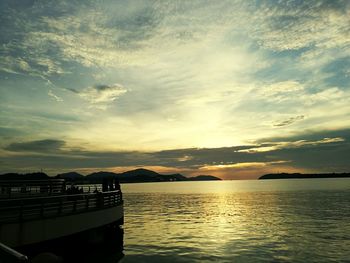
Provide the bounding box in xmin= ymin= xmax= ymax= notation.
xmin=0 ymin=0 xmax=350 ymax=175
xmin=1 ymin=129 xmax=349 ymax=177
xmin=249 ymin=0 xmax=350 ymax=52
xmin=199 ymin=161 xmax=289 ymax=170
xmin=48 ymin=90 xmax=63 ymax=102
xmin=306 ymin=87 xmax=345 ymax=106
xmin=262 ymin=81 xmax=304 ymax=96
xmin=243 ymin=137 xmax=345 ymax=153
xmin=70 ymin=83 xmax=127 ymax=107
xmin=5 ymin=139 xmax=65 ymax=153
xmin=274 ymin=115 xmax=305 ymax=127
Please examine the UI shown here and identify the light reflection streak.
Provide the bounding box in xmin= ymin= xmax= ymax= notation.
xmin=121 ymin=180 xmax=350 ymax=262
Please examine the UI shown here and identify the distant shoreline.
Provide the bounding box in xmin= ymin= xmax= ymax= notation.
xmin=0 ymin=168 xmax=222 ymax=183
xmin=259 ymin=173 xmax=350 ymax=180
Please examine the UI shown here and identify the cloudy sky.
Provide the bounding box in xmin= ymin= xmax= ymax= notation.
xmin=0 ymin=0 xmax=349 ymax=179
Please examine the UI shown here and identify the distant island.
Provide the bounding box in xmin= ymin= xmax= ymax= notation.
xmin=0 ymin=168 xmax=221 ymax=183
xmin=259 ymin=173 xmax=350 ymax=180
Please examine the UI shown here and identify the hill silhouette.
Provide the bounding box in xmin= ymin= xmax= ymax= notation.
xmin=188 ymin=175 xmax=221 ymax=181
xmin=56 ymin=172 xmax=84 ymax=181
xmin=86 ymin=168 xmax=190 ymax=183
xmin=0 ymin=168 xmax=221 ymax=183
xmin=259 ymin=173 xmax=350 ymax=180
xmin=0 ymin=172 xmax=49 ymax=180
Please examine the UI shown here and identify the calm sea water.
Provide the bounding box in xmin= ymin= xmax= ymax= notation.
xmin=120 ymin=179 xmax=350 ymax=262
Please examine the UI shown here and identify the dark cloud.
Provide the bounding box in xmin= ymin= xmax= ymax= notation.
xmin=252 ymin=129 xmax=350 ymax=171
xmin=2 ymin=129 xmax=350 ymax=175
xmin=93 ymin=84 xmax=122 ymax=92
xmin=274 ymin=143 xmax=349 ymax=169
xmin=74 ymin=83 xmax=127 ymax=105
xmin=274 ymin=115 xmax=304 ymax=127
xmin=257 ymin=128 xmax=350 ymax=143
xmin=5 ymin=139 xmax=65 ymax=152
xmin=152 ymin=146 xmax=268 ymax=167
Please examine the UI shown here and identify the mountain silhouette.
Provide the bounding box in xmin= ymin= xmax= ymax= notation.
xmin=0 ymin=168 xmax=221 ymax=183
xmin=86 ymin=168 xmax=189 ymax=183
xmin=56 ymin=172 xmax=84 ymax=181
xmin=120 ymin=168 xmax=159 ymax=177
xmin=259 ymin=173 xmax=350 ymax=180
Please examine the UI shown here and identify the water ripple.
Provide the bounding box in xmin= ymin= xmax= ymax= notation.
xmin=121 ymin=179 xmax=350 ymax=262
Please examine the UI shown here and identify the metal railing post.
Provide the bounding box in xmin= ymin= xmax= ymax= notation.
xmin=40 ymin=200 xmax=44 ymax=218
xmin=58 ymin=199 xmax=62 ymax=215
xmin=86 ymin=195 xmax=89 ymax=210
xmin=19 ymin=200 xmax=23 ymax=222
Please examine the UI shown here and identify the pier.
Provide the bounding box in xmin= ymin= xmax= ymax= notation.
xmin=0 ymin=179 xmax=124 ymax=260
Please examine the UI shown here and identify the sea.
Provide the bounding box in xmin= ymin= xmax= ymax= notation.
xmin=118 ymin=179 xmax=350 ymax=262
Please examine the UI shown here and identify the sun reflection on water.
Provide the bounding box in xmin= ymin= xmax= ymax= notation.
xmin=121 ymin=180 xmax=350 ymax=262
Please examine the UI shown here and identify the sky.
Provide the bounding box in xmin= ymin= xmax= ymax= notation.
xmin=0 ymin=0 xmax=350 ymax=179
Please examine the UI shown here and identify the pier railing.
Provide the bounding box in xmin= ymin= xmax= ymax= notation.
xmin=0 ymin=180 xmax=106 ymax=199
xmin=0 ymin=179 xmax=66 ymax=199
xmin=0 ymin=190 xmax=122 ymax=224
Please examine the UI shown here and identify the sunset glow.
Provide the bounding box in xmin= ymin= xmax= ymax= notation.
xmin=1 ymin=0 xmax=350 ymax=178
